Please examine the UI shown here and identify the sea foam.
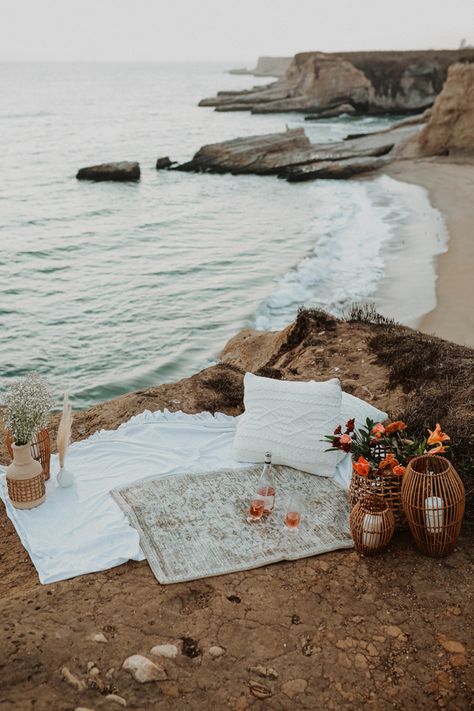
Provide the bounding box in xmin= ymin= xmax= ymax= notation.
xmin=255 ymin=175 xmax=448 ymax=331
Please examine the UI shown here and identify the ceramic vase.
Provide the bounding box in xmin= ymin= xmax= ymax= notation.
xmin=57 ymin=466 xmax=74 ymax=488
xmin=6 ymin=442 xmax=46 ymax=509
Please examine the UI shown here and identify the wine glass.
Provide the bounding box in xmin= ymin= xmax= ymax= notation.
xmin=247 ymin=493 xmax=265 ymax=523
xmin=284 ymin=492 xmax=303 ymax=531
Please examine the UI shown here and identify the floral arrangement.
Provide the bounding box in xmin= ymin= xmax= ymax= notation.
xmin=4 ymin=373 xmax=54 ymax=446
xmin=324 ymin=418 xmax=450 ymax=480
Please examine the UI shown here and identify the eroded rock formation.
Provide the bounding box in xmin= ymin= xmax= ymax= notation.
xmin=76 ymin=161 xmax=140 ymax=182
xmin=405 ymin=62 xmax=474 ymax=157
xmin=227 ymin=56 xmax=292 ymax=78
xmin=175 ymin=124 xmax=419 ymax=180
xmin=201 ymin=50 xmax=474 ymax=115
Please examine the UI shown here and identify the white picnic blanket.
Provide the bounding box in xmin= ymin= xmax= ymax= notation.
xmin=0 ymin=410 xmax=352 ymax=584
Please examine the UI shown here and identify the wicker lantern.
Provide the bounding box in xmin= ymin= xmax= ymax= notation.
xmin=6 ymin=428 xmax=51 ymax=481
xmin=349 ymin=442 xmax=404 ymax=526
xmin=401 ymin=455 xmax=465 ymax=557
xmin=349 ymin=495 xmax=396 ymax=556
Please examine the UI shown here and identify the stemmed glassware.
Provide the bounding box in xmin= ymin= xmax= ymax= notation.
xmin=246 ymin=495 xmax=265 ymax=523
xmin=284 ymin=492 xmax=303 ymax=531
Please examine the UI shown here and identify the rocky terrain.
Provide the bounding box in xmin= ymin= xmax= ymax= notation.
xmin=0 ymin=309 xmax=473 ymax=710
xmin=175 ymin=124 xmax=419 ymax=180
xmin=201 ymin=50 xmax=474 ymax=115
xmin=402 ymin=62 xmax=474 ymax=158
xmin=227 ymin=56 xmax=291 ymax=78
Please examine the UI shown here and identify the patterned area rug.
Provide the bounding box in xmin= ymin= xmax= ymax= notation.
xmin=111 ymin=465 xmax=353 ymax=584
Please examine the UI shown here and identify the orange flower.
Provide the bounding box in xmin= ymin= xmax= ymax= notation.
xmin=427 ymin=444 xmax=446 ymax=455
xmin=427 ymin=423 xmax=450 ymax=446
xmin=339 ymin=434 xmax=352 ymax=445
xmin=371 ymin=423 xmax=385 ymax=440
xmin=385 ymin=421 xmax=407 ymax=434
xmin=392 ymin=465 xmax=406 ymax=477
xmin=379 ymin=452 xmax=399 ymax=470
xmin=353 ymin=456 xmax=371 ymax=478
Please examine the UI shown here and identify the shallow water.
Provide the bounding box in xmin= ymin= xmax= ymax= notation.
xmin=0 ymin=62 xmax=446 ymax=407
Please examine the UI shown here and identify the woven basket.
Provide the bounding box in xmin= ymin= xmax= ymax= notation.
xmin=7 ymin=470 xmax=45 ymax=508
xmin=349 ymin=443 xmax=404 ymax=525
xmin=401 ymin=455 xmax=465 ymax=557
xmin=350 ymin=495 xmax=395 ymax=556
xmin=6 ymin=428 xmax=51 ymax=481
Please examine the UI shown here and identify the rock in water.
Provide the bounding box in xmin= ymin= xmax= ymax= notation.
xmin=176 ymin=124 xmax=417 ymax=181
xmin=122 ymin=654 xmax=167 ymax=683
xmin=305 ymin=103 xmax=356 ymax=119
xmin=156 ymin=156 xmax=174 ymax=170
xmin=76 ymin=162 xmax=140 ymax=182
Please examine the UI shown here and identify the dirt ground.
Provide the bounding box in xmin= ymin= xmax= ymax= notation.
xmin=0 ymin=516 xmax=472 ymax=710
xmin=1 ymin=313 xmax=472 ymax=710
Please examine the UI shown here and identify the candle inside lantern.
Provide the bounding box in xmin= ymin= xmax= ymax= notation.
xmin=362 ymin=513 xmax=383 ymax=549
xmin=424 ymin=496 xmax=444 ymax=534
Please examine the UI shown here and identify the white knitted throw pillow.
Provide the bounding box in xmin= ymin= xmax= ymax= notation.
xmin=340 ymin=392 xmax=387 ymax=430
xmin=232 ymin=373 xmax=342 ymax=477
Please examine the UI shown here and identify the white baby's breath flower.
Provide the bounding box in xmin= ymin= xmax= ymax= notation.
xmin=4 ymin=373 xmax=54 ymax=446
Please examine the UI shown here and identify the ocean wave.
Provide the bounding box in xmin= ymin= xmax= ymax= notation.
xmin=255 ymin=175 xmax=448 ymax=331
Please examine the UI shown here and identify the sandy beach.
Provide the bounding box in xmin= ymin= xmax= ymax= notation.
xmin=386 ymin=158 xmax=474 ymax=347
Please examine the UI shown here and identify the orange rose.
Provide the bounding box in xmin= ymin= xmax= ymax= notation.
xmin=353 ymin=456 xmax=371 ymax=478
xmin=379 ymin=453 xmax=399 ymax=470
xmin=385 ymin=421 xmax=407 ymax=434
xmin=371 ymin=423 xmax=385 ymax=440
xmin=392 ymin=465 xmax=406 ymax=477
xmin=427 ymin=423 xmax=450 ymax=446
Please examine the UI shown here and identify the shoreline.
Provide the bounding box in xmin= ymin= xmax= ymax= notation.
xmin=385 ymin=157 xmax=474 ymax=348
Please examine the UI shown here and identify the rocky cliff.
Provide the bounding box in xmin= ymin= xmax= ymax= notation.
xmin=227 ymin=56 xmax=291 ymax=77
xmin=405 ymin=62 xmax=474 ymax=156
xmin=201 ymin=49 xmax=474 ymax=115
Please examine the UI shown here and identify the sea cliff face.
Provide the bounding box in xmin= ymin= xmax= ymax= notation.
xmin=227 ymin=56 xmax=291 ymax=77
xmin=201 ymin=49 xmax=474 ymax=115
xmin=405 ymin=62 xmax=474 ymax=156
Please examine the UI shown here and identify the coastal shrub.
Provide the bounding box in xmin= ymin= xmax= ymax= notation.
xmin=369 ymin=327 xmax=474 ymax=520
xmin=346 ymin=303 xmax=395 ymax=326
xmin=202 ymin=364 xmax=244 ymax=412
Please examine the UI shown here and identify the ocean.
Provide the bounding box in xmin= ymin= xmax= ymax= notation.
xmin=0 ymin=61 xmax=448 ymax=408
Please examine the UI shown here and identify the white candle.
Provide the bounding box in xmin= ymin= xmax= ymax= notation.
xmin=362 ymin=513 xmax=383 ymax=549
xmin=424 ymin=496 xmax=444 ymax=534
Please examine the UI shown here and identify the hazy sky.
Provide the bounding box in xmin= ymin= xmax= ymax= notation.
xmin=1 ymin=0 xmax=473 ymax=62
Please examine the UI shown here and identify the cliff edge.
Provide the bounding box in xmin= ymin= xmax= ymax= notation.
xmin=402 ymin=62 xmax=474 ymax=157
xmin=201 ymin=49 xmax=474 ymax=115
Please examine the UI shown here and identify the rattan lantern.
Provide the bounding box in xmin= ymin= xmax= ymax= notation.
xmin=6 ymin=428 xmax=51 ymax=481
xmin=349 ymin=443 xmax=405 ymax=526
xmin=401 ymin=455 xmax=465 ymax=557
xmin=349 ymin=495 xmax=396 ymax=556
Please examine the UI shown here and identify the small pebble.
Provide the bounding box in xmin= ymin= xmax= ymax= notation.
xmin=150 ymin=643 xmax=178 ymax=659
xmin=248 ymin=665 xmax=278 ymax=679
xmin=208 ymin=646 xmax=225 ymax=658
xmin=122 ymin=654 xmax=167 ymax=683
xmin=61 ymin=666 xmax=86 ymax=692
xmin=105 ymin=693 xmax=127 ymax=707
xmin=91 ymin=632 xmax=108 ymax=643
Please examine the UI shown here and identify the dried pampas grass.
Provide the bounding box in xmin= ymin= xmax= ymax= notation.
xmin=57 ymin=392 xmax=73 ymax=469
